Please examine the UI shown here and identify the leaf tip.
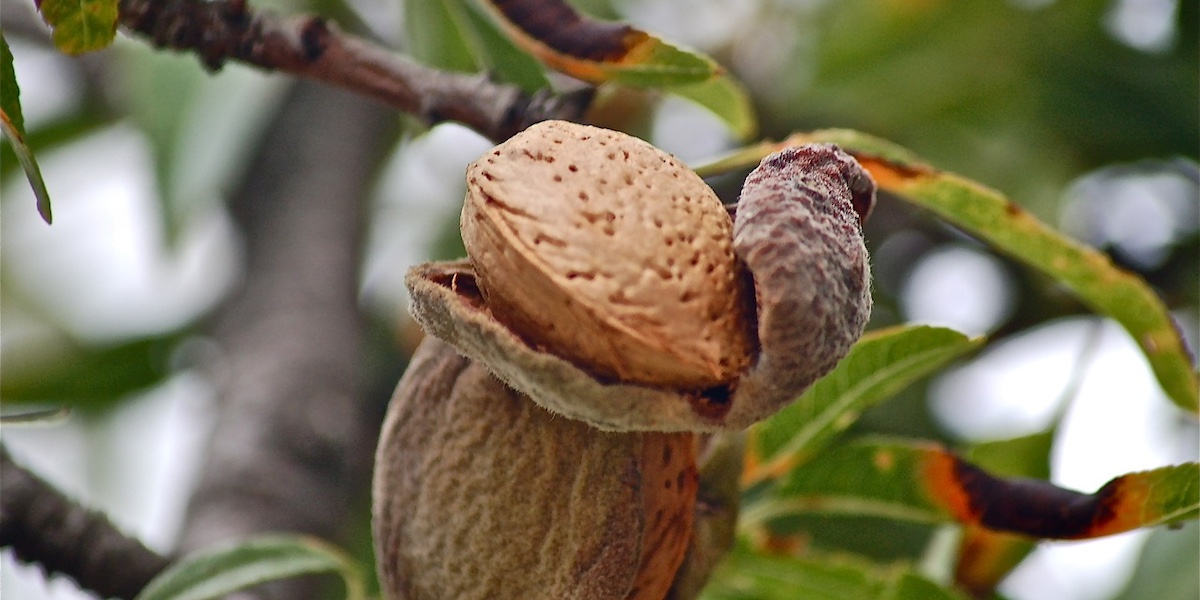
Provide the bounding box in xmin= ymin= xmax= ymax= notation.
xmin=38 ymin=200 xmax=54 ymax=224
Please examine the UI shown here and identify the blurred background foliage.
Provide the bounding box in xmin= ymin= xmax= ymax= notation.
xmin=1 ymin=0 xmax=1197 ymax=599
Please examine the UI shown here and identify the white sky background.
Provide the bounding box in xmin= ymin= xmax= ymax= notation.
xmin=2 ymin=0 xmax=1197 ymax=599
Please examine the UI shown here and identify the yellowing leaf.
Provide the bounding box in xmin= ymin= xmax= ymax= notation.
xmin=37 ymin=0 xmax=119 ymax=55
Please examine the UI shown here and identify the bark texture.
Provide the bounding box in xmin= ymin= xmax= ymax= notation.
xmin=176 ymin=80 xmax=393 ymax=599
xmin=0 ymin=445 xmax=170 ymax=600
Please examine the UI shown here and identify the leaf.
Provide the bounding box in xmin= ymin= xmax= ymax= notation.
xmin=458 ymin=0 xmax=551 ymax=92
xmin=1112 ymin=520 xmax=1200 ymax=600
xmin=0 ymin=34 xmax=52 ymax=224
xmin=694 ymin=130 xmax=1200 ymax=414
xmin=743 ymin=326 xmax=982 ymax=487
xmin=0 ymin=405 xmax=72 ymax=425
xmin=1 ymin=36 xmax=25 ymax=134
xmin=405 ymin=0 xmax=549 ymax=92
xmin=37 ymin=0 xmax=119 ymax=55
xmin=743 ymin=437 xmax=1199 ymax=540
xmin=0 ymin=334 xmax=177 ymax=410
xmin=666 ymin=75 xmax=758 ymax=141
xmin=700 ymin=544 xmax=968 ymax=600
xmin=134 ymin=535 xmax=365 ymax=600
xmin=477 ymin=0 xmax=718 ymax=86
xmin=405 ymin=0 xmax=478 ymax=72
xmin=953 ymin=431 xmax=1055 ymax=596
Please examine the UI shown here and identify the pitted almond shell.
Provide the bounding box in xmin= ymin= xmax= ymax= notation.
xmin=406 ymin=145 xmax=872 ymax=432
xmin=461 ymin=120 xmax=754 ymax=390
xmin=372 ymin=337 xmax=697 ymax=600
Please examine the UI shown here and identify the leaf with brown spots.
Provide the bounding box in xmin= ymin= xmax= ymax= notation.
xmin=740 ymin=437 xmax=1199 ymax=541
xmin=695 ymin=129 xmax=1200 ymax=414
xmin=479 ymin=0 xmax=717 ymax=86
xmin=477 ymin=0 xmax=757 ymax=138
xmin=951 ymin=431 xmax=1053 ymax=596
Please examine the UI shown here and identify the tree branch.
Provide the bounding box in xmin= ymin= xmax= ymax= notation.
xmin=173 ymin=80 xmax=393 ymax=600
xmin=0 ymin=444 xmax=171 ymax=600
xmin=116 ymin=0 xmax=592 ymax=142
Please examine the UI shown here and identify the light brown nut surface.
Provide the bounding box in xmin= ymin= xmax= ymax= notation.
xmin=373 ymin=337 xmax=698 ymax=600
xmin=628 ymin=432 xmax=698 ymax=600
xmin=461 ymin=120 xmax=754 ymax=390
xmin=408 ymin=138 xmax=873 ymax=433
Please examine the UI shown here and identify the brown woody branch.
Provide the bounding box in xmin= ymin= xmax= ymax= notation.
xmin=116 ymin=0 xmax=592 ymax=142
xmin=0 ymin=444 xmax=171 ymax=600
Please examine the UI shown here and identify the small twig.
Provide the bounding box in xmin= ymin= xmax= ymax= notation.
xmin=0 ymin=444 xmax=171 ymax=600
xmin=116 ymin=0 xmax=592 ymax=141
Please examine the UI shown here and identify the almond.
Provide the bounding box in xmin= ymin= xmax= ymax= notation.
xmin=373 ymin=338 xmax=698 ymax=600
xmin=461 ymin=120 xmax=754 ymax=390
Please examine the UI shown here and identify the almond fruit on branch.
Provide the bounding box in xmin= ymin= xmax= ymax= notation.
xmin=374 ymin=121 xmax=874 ymax=599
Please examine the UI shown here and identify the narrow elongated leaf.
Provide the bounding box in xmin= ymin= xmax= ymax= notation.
xmin=405 ymin=0 xmax=478 ymax=72
xmin=0 ymin=405 xmax=72 ymax=425
xmin=478 ymin=0 xmax=718 ymax=87
xmin=744 ymin=326 xmax=982 ymax=487
xmin=1112 ymin=520 xmax=1200 ymax=600
xmin=459 ymin=0 xmax=551 ymax=92
xmin=695 ymin=130 xmax=1200 ymax=414
xmin=700 ymin=544 xmax=968 ymax=600
xmin=134 ymin=535 xmax=365 ymax=600
xmin=1 ymin=36 xmax=25 ymax=135
xmin=667 ymin=75 xmax=757 ymax=141
xmin=406 ymin=0 xmax=549 ymax=92
xmin=1 ymin=34 xmax=52 ymax=224
xmin=37 ymin=0 xmax=119 ymax=54
xmin=0 ymin=334 xmax=176 ymax=409
xmin=953 ymin=431 xmax=1054 ymax=596
xmin=744 ymin=437 xmax=1199 ymax=540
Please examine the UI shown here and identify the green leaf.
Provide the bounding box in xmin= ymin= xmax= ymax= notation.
xmin=1 ymin=35 xmax=25 ymax=134
xmin=695 ymin=130 xmax=1200 ymax=414
xmin=1 ymin=34 xmax=52 ymax=224
xmin=37 ymin=0 xmax=119 ymax=55
xmin=700 ymin=544 xmax=968 ymax=600
xmin=405 ymin=0 xmax=549 ymax=91
xmin=458 ymin=0 xmax=551 ymax=92
xmin=598 ymin=38 xmax=719 ymax=88
xmin=0 ymin=333 xmax=177 ymax=410
xmin=405 ymin=0 xmax=477 ymax=72
xmin=744 ymin=326 xmax=982 ymax=487
xmin=405 ymin=0 xmax=549 ymax=92
xmin=744 ymin=437 xmax=1200 ymax=540
xmin=1113 ymin=520 xmax=1200 ymax=600
xmin=666 ymin=75 xmax=758 ymax=141
xmin=134 ymin=535 xmax=365 ymax=600
xmin=0 ymin=405 xmax=72 ymax=425
xmin=966 ymin=430 xmax=1055 ymax=482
